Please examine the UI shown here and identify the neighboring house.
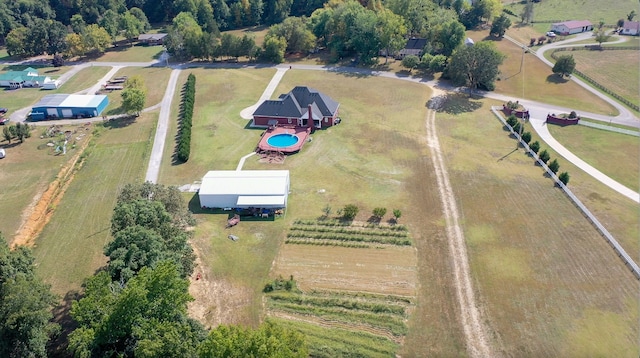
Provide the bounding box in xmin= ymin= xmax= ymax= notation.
xmin=621 ymin=20 xmax=640 ymax=36
xmin=138 ymin=33 xmax=168 ymax=45
xmin=198 ymin=170 xmax=290 ymax=209
xmin=396 ymin=38 xmax=427 ymax=59
xmin=0 ymin=67 xmax=54 ymax=89
xmin=550 ymin=20 xmax=593 ymax=35
xmin=252 ymin=86 xmax=340 ymax=129
xmin=29 ymin=94 xmax=109 ymax=121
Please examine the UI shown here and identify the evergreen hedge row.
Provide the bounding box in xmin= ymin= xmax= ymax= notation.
xmin=177 ymin=73 xmax=196 ymax=162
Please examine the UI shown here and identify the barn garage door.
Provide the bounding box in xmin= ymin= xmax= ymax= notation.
xmin=61 ymin=109 xmax=73 ymax=118
xmin=47 ymin=108 xmax=57 ymax=116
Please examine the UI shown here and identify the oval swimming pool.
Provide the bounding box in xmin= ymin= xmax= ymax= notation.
xmin=267 ymin=133 xmax=299 ymax=148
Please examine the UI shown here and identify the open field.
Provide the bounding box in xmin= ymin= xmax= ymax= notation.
xmin=269 ymin=222 xmax=417 ymax=357
xmin=547 ymin=123 xmax=639 ymax=191
xmin=224 ymin=26 xmax=270 ymax=47
xmin=466 ymin=30 xmax=617 ymax=115
xmin=103 ymin=66 xmax=173 ymax=114
xmin=569 ymin=49 xmax=639 ymax=108
xmin=435 ymin=94 xmax=639 ymax=356
xmin=33 ymin=113 xmax=157 ymax=297
xmin=503 ymin=0 xmax=637 ymax=28
xmin=93 ymin=44 xmax=165 ymax=63
xmin=163 ymin=69 xmax=467 ymax=355
xmin=0 ymin=132 xmax=71 ymax=240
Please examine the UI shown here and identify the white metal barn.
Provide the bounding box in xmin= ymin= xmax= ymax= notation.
xmin=198 ymin=170 xmax=290 ymax=209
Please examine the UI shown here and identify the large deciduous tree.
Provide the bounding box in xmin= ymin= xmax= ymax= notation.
xmin=166 ymin=12 xmax=204 ymax=60
xmin=68 ymin=261 xmax=205 ymax=357
xmin=447 ymin=41 xmax=505 ymax=91
xmin=198 ymin=321 xmax=308 ymax=358
xmin=261 ymin=34 xmax=287 ymax=63
xmin=552 ymin=54 xmax=575 ymax=78
xmin=0 ymin=236 xmax=59 ymax=358
xmin=376 ymin=8 xmax=407 ymax=63
xmin=267 ymin=16 xmax=316 ymax=53
xmin=490 ymin=14 xmax=511 ymax=38
xmin=83 ymin=24 xmax=112 ymax=54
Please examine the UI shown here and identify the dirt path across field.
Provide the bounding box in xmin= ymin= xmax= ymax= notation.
xmin=425 ymin=96 xmax=493 ymax=357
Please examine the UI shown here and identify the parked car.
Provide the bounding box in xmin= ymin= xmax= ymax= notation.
xmin=0 ymin=108 xmax=8 ymax=114
xmin=546 ymin=31 xmax=557 ymax=37
xmin=0 ymin=117 xmax=9 ymax=125
xmin=0 ymin=148 xmax=5 ymax=159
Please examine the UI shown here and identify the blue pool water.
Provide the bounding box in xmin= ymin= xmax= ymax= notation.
xmin=267 ymin=133 xmax=299 ymax=148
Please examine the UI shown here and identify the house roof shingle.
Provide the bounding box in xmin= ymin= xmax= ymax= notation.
xmin=623 ymin=20 xmax=640 ymax=31
xmin=253 ymin=86 xmax=339 ymax=119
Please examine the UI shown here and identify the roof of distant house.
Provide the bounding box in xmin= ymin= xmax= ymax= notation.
xmin=552 ymin=20 xmax=593 ymax=29
xmin=253 ymin=86 xmax=339 ymax=119
xmin=138 ymin=33 xmax=168 ymax=41
xmin=623 ymin=20 xmax=640 ymax=31
xmin=404 ymin=38 xmax=427 ymax=50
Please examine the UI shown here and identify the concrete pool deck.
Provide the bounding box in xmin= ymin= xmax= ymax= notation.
xmin=257 ymin=126 xmax=311 ymax=153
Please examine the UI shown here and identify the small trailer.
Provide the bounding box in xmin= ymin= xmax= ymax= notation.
xmin=226 ymin=214 xmax=240 ymax=228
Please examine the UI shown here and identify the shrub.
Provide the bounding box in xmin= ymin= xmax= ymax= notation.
xmin=428 ymin=54 xmax=447 ymax=72
xmin=512 ymin=122 xmax=521 ymax=134
xmin=568 ymin=110 xmax=577 ymax=119
xmin=539 ymin=149 xmax=550 ymax=164
xmin=548 ymin=158 xmax=560 ymax=173
xmin=263 ymin=275 xmax=297 ymax=293
xmin=392 ymin=209 xmax=402 ymax=222
xmin=372 ymin=207 xmax=387 ymax=220
xmin=342 ymin=204 xmax=359 ymax=220
xmin=506 ymin=115 xmax=518 ymax=127
xmin=521 ymin=131 xmax=532 ymax=144
xmin=558 ymin=171 xmax=570 ymax=185
xmin=529 ymin=141 xmax=540 ymax=153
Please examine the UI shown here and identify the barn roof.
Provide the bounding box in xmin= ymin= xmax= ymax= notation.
xmin=199 ymin=170 xmax=289 ymax=196
xmin=138 ymin=33 xmax=168 ymax=41
xmin=253 ymin=86 xmax=339 ymax=118
xmin=553 ymin=20 xmax=593 ymax=29
xmin=33 ymin=94 xmax=108 ymax=108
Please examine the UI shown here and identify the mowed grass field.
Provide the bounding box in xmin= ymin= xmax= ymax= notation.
xmin=466 ymin=30 xmax=617 ymax=115
xmin=34 ymin=112 xmax=158 ymax=296
xmin=547 ymin=124 xmax=639 ymax=192
xmin=103 ymin=66 xmax=173 ymax=115
xmin=569 ymin=49 xmax=639 ymax=108
xmin=93 ymin=44 xmax=165 ymax=63
xmin=503 ymin=0 xmax=637 ymax=29
xmin=435 ymin=95 xmax=639 ymax=356
xmin=159 ymin=68 xmax=466 ymax=355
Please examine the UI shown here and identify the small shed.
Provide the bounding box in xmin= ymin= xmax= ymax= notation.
xmin=199 ymin=170 xmax=290 ymax=209
xmin=30 ymin=94 xmax=109 ymax=121
xmin=550 ymin=20 xmax=593 ymax=35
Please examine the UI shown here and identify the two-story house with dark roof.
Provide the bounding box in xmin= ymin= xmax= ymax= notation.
xmin=252 ymin=86 xmax=340 ymax=129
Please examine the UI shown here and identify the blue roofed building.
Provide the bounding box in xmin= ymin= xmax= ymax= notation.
xmin=29 ymin=94 xmax=109 ymax=121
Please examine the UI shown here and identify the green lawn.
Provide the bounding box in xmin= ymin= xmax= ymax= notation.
xmin=103 ymin=67 xmax=173 ymax=115
xmin=34 ymin=113 xmax=157 ymax=297
xmin=466 ymin=30 xmax=618 ymax=115
xmin=547 ymin=123 xmax=639 ymax=193
xmin=504 ymin=0 xmax=637 ymax=26
xmin=436 ymin=94 xmax=639 ymax=356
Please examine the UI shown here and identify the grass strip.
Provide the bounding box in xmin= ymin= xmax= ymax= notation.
xmin=267 ymin=301 xmax=408 ymax=336
xmin=267 ymin=292 xmax=407 ymax=315
xmin=293 ymin=219 xmax=408 ymax=231
xmin=269 ymin=318 xmax=398 ymax=358
xmin=290 ymin=225 xmax=409 ymax=237
xmin=287 ymin=231 xmax=411 ymax=246
xmin=285 ymin=239 xmax=371 ymax=248
xmin=305 ymin=290 xmax=413 ymax=305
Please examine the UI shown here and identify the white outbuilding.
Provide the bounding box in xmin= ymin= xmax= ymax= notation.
xmin=198 ymin=170 xmax=290 ymax=209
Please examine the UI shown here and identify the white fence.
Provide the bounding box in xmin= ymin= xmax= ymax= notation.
xmin=491 ymin=106 xmax=640 ymax=279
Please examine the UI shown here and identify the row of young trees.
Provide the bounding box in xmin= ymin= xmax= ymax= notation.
xmin=67 ymin=182 xmax=307 ymax=357
xmin=2 ymin=122 xmax=31 ymax=144
xmin=505 ymin=115 xmax=570 ymax=185
xmin=177 ymin=74 xmax=196 ymax=163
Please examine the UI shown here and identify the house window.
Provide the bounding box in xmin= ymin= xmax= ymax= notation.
xmin=325 ymin=118 xmax=328 ymax=123
xmin=288 ymin=118 xmax=291 ymax=124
